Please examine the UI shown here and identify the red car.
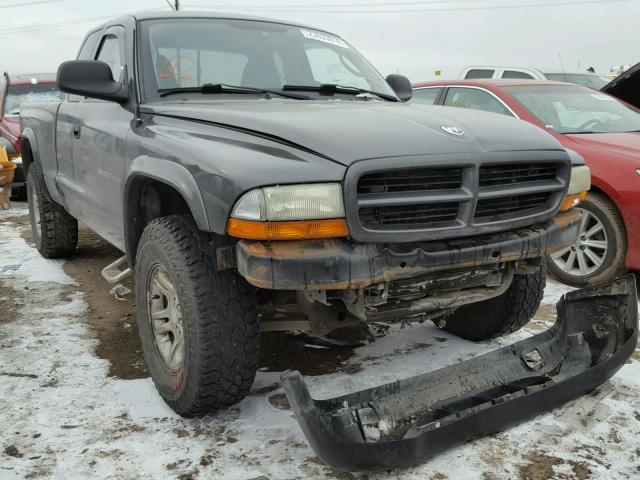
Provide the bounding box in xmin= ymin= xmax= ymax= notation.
xmin=412 ymin=75 xmax=640 ymax=286
xmin=0 ymin=72 xmax=62 ymax=199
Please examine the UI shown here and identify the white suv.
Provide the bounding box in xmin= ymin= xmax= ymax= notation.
xmin=460 ymin=66 xmax=611 ymax=89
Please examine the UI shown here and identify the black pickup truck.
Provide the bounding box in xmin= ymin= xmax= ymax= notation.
xmin=20 ymin=13 xmax=592 ymax=420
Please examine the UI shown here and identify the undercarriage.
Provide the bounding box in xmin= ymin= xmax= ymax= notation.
xmin=258 ymin=262 xmax=522 ymax=335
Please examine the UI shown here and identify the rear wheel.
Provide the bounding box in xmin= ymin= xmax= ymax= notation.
xmin=135 ymin=215 xmax=260 ymax=417
xmin=439 ymin=266 xmax=546 ymax=341
xmin=548 ymin=192 xmax=627 ymax=287
xmin=27 ymin=162 xmax=78 ymax=258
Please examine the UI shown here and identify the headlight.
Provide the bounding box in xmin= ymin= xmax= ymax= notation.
xmin=567 ymin=165 xmax=590 ymax=195
xmin=560 ymin=165 xmax=591 ymax=212
xmin=228 ymin=183 xmax=348 ymax=240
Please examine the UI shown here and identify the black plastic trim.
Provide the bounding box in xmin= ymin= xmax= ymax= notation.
xmin=344 ymin=151 xmax=570 ymax=243
xmin=281 ymin=275 xmax=638 ymax=471
xmin=236 ymin=209 xmax=582 ymax=290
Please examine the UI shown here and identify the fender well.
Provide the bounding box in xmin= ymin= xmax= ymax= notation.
xmin=20 ymin=130 xmax=37 ymax=174
xmin=125 ymin=157 xmax=211 ymax=265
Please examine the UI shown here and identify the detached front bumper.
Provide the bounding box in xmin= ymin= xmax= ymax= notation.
xmin=236 ymin=209 xmax=582 ymax=290
xmin=282 ymin=275 xmax=638 ymax=471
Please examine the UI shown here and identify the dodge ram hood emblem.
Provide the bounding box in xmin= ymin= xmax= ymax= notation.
xmin=441 ymin=125 xmax=465 ymax=136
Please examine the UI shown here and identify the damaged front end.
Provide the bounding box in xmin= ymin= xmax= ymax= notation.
xmin=281 ymin=275 xmax=638 ymax=471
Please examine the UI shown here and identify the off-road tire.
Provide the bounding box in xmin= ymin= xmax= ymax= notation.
xmin=135 ymin=215 xmax=260 ymax=417
xmin=27 ymin=162 xmax=78 ymax=258
xmin=439 ymin=266 xmax=546 ymax=341
xmin=547 ymin=192 xmax=627 ymax=287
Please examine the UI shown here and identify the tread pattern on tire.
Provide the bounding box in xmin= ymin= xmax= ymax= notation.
xmin=136 ymin=215 xmax=259 ymax=416
xmin=27 ymin=162 xmax=78 ymax=259
xmin=441 ymin=266 xmax=546 ymax=341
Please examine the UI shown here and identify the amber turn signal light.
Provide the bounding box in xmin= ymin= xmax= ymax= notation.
xmin=227 ymin=218 xmax=349 ymax=240
xmin=559 ymin=191 xmax=588 ymax=212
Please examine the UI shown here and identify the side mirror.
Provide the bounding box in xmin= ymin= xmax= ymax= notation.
xmin=57 ymin=60 xmax=128 ymax=103
xmin=386 ymin=74 xmax=413 ymax=102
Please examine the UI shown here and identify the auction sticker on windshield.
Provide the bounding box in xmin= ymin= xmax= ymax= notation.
xmin=300 ymin=29 xmax=349 ymax=49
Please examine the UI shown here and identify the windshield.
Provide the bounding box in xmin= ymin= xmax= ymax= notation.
xmin=4 ymin=83 xmax=64 ymax=116
xmin=139 ymin=18 xmax=395 ymax=100
xmin=504 ymin=84 xmax=640 ymax=134
xmin=543 ymin=73 xmax=610 ymax=89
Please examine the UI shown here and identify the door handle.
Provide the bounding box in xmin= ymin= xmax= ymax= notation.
xmin=72 ymin=121 xmax=81 ymax=138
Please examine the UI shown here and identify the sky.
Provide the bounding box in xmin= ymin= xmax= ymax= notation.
xmin=0 ymin=0 xmax=637 ymax=81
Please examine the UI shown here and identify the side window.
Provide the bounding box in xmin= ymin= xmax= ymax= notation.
xmin=464 ymin=69 xmax=494 ymax=79
xmin=502 ymin=70 xmax=535 ymax=80
xmin=96 ymin=35 xmax=124 ymax=82
xmin=76 ymin=30 xmax=101 ymax=60
xmin=411 ymin=88 xmax=442 ymax=105
xmin=68 ymin=31 xmax=102 ymax=102
xmin=443 ymin=87 xmax=512 ymax=116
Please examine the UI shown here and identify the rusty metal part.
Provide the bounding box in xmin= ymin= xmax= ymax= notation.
xmin=215 ymin=245 xmax=236 ymax=270
xmin=363 ymin=266 xmax=514 ymax=322
xmin=296 ymin=291 xmax=361 ymax=335
xmin=236 ymin=210 xmax=582 ymax=290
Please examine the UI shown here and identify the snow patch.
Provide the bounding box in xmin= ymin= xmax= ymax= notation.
xmin=1 ymin=214 xmax=638 ymax=479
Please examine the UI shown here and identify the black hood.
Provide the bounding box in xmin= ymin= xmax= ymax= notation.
xmin=142 ymin=99 xmax=565 ymax=166
xmin=602 ymin=62 xmax=640 ymax=109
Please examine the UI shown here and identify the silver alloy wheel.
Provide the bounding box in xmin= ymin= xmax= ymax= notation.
xmin=550 ymin=208 xmax=608 ymax=277
xmin=31 ymin=186 xmax=42 ymax=241
xmin=147 ymin=265 xmax=185 ymax=371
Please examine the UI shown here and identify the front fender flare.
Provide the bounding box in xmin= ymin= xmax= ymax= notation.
xmin=126 ymin=156 xmax=211 ymax=231
xmin=125 ymin=157 xmax=212 ymax=264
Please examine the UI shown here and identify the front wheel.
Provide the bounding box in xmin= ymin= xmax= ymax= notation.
xmin=547 ymin=192 xmax=627 ymax=287
xmin=135 ymin=215 xmax=260 ymax=417
xmin=438 ymin=266 xmax=546 ymax=341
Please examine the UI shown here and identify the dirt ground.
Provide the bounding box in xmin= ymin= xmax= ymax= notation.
xmin=2 ymin=205 xmax=639 ymax=479
xmin=13 ymin=214 xmax=361 ymax=381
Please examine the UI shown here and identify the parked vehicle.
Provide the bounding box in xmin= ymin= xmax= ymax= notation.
xmin=460 ymin=66 xmax=610 ymax=89
xmin=0 ymin=73 xmax=62 ymax=200
xmin=21 ymin=12 xmax=625 ymax=470
xmin=412 ymin=78 xmax=640 ymax=286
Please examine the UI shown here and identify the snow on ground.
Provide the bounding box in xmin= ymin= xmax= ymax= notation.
xmin=1 ymin=204 xmax=639 ymax=479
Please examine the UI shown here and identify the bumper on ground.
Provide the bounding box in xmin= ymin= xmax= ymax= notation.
xmin=281 ymin=275 xmax=638 ymax=471
xmin=236 ymin=209 xmax=582 ymax=290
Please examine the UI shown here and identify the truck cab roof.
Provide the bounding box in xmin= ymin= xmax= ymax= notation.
xmin=103 ymin=10 xmax=328 ymax=34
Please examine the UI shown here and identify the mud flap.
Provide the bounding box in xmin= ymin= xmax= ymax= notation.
xmin=281 ymin=275 xmax=638 ymax=471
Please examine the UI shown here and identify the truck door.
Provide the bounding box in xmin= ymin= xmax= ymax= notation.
xmin=56 ymin=30 xmax=102 ymax=202
xmin=69 ymin=26 xmax=133 ymax=249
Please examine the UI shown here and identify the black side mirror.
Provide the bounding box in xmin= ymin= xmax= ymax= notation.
xmin=57 ymin=60 xmax=128 ymax=103
xmin=386 ymin=74 xmax=412 ymax=102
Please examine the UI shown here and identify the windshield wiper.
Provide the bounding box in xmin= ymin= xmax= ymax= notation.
xmin=159 ymin=83 xmax=309 ymax=100
xmin=283 ymin=84 xmax=398 ymax=102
